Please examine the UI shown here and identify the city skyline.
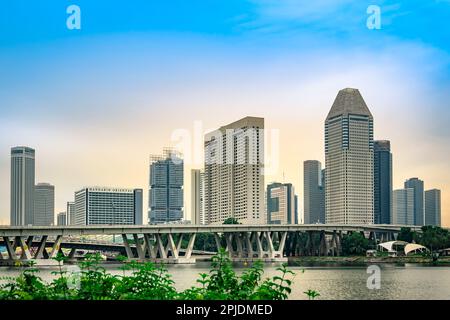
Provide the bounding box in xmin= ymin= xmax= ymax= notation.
xmin=1 ymin=2 xmax=449 ymax=227
xmin=4 ymin=100 xmax=444 ymax=227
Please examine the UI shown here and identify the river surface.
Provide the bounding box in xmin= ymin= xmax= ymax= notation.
xmin=0 ymin=262 xmax=449 ymax=300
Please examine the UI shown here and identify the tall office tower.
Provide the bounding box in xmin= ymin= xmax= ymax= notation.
xmin=325 ymin=88 xmax=374 ymax=224
xmin=393 ymin=189 xmax=415 ymax=225
xmin=204 ymin=116 xmax=264 ymax=224
xmin=303 ymin=160 xmax=325 ymax=224
xmin=267 ymin=183 xmax=296 ymax=224
xmin=10 ymin=146 xmax=35 ymax=226
xmin=149 ymin=150 xmax=184 ymax=224
xmin=67 ymin=201 xmax=76 ymax=225
xmin=294 ymin=194 xmax=299 ymax=224
xmin=404 ymin=178 xmax=424 ymax=226
xmin=425 ymin=189 xmax=441 ymax=226
xmin=374 ymin=140 xmax=393 ymax=224
xmin=57 ymin=212 xmax=67 ymax=226
xmin=74 ymin=187 xmax=143 ymax=225
xmin=191 ymin=169 xmax=204 ymax=225
xmin=33 ymin=183 xmax=55 ymax=226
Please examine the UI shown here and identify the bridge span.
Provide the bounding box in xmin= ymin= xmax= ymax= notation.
xmin=0 ymin=224 xmax=422 ymax=265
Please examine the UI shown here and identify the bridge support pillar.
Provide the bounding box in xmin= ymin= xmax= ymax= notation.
xmin=329 ymin=231 xmax=341 ymax=256
xmin=319 ymin=231 xmax=328 ymax=256
xmin=218 ymin=231 xmax=287 ymax=263
xmin=119 ymin=233 xmax=196 ymax=264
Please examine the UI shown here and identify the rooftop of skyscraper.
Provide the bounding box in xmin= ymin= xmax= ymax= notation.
xmin=326 ymin=88 xmax=373 ymax=120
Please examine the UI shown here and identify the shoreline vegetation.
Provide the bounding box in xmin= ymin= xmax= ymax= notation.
xmin=288 ymin=255 xmax=450 ymax=266
xmin=0 ymin=249 xmax=317 ymax=300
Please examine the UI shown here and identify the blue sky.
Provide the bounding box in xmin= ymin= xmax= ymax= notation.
xmin=1 ymin=1 xmax=449 ymax=50
xmin=0 ymin=1 xmax=449 ymax=225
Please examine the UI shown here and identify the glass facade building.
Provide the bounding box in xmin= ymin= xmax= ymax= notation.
xmin=149 ymin=150 xmax=184 ymax=224
xmin=303 ymin=160 xmax=325 ymax=224
xmin=57 ymin=212 xmax=67 ymax=226
xmin=374 ymin=140 xmax=393 ymax=224
xmin=404 ymin=178 xmax=424 ymax=226
xmin=425 ymin=189 xmax=441 ymax=226
xmin=393 ymin=188 xmax=414 ymax=225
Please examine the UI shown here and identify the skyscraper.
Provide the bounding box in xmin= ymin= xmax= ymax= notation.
xmin=393 ymin=188 xmax=414 ymax=225
xmin=404 ymin=178 xmax=424 ymax=226
xmin=374 ymin=140 xmax=393 ymax=224
xmin=204 ymin=116 xmax=264 ymax=224
xmin=57 ymin=212 xmax=67 ymax=226
xmin=149 ymin=150 xmax=184 ymax=224
xmin=425 ymin=189 xmax=441 ymax=226
xmin=10 ymin=146 xmax=35 ymax=226
xmin=267 ymin=182 xmax=297 ymax=224
xmin=74 ymin=187 xmax=143 ymax=225
xmin=33 ymin=183 xmax=55 ymax=226
xmin=67 ymin=201 xmax=76 ymax=225
xmin=191 ymin=169 xmax=204 ymax=225
xmin=325 ymin=88 xmax=374 ymax=224
xmin=303 ymin=160 xmax=325 ymax=224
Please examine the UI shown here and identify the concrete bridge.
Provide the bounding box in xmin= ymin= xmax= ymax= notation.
xmin=0 ymin=224 xmax=422 ymax=265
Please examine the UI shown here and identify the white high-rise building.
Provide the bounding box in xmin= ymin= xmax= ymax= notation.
xmin=191 ymin=169 xmax=204 ymax=225
xmin=393 ymin=188 xmax=415 ymax=225
xmin=325 ymin=88 xmax=374 ymax=224
xmin=10 ymin=146 xmax=35 ymax=226
xmin=204 ymin=116 xmax=264 ymax=224
xmin=33 ymin=183 xmax=55 ymax=226
xmin=74 ymin=187 xmax=143 ymax=225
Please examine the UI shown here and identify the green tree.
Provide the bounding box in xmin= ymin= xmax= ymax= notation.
xmin=223 ymin=217 xmax=241 ymax=225
xmin=341 ymin=232 xmax=370 ymax=256
xmin=193 ymin=233 xmax=218 ymax=252
xmin=397 ymin=227 xmax=415 ymax=243
xmin=418 ymin=226 xmax=450 ymax=254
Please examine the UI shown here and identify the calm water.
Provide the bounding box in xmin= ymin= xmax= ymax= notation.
xmin=0 ymin=262 xmax=449 ymax=300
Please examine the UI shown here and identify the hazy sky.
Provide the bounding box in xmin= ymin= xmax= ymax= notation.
xmin=1 ymin=1 xmax=449 ymax=226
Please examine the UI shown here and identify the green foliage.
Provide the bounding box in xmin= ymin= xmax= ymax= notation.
xmin=0 ymin=249 xmax=305 ymax=301
xmin=178 ymin=249 xmax=297 ymax=300
xmin=418 ymin=226 xmax=450 ymax=253
xmin=304 ymin=289 xmax=320 ymax=300
xmin=193 ymin=233 xmax=218 ymax=252
xmin=223 ymin=217 xmax=241 ymax=225
xmin=397 ymin=227 xmax=415 ymax=243
xmin=341 ymin=232 xmax=370 ymax=256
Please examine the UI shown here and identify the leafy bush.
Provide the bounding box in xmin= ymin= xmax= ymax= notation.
xmin=179 ymin=249 xmax=295 ymax=300
xmin=341 ymin=232 xmax=370 ymax=256
xmin=0 ymin=249 xmax=308 ymax=300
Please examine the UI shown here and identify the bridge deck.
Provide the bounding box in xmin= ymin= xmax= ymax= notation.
xmin=0 ymin=224 xmax=422 ymax=237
